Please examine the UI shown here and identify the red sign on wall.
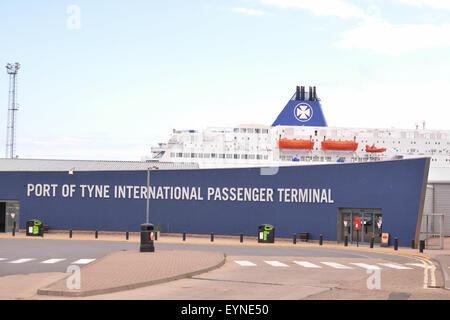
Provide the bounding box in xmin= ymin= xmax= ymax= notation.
xmin=354 ymin=218 xmax=362 ymax=230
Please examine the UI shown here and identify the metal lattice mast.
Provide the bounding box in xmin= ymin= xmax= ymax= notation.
xmin=5 ymin=62 xmax=20 ymax=158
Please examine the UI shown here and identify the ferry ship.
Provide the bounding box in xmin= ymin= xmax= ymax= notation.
xmin=148 ymin=86 xmax=449 ymax=180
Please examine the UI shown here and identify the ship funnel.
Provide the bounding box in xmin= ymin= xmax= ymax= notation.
xmin=271 ymin=86 xmax=327 ymax=127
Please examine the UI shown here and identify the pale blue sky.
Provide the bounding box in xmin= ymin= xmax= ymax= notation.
xmin=1 ymin=0 xmax=450 ymax=160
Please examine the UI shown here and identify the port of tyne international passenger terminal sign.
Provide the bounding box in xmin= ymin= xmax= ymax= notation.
xmin=25 ymin=184 xmax=335 ymax=204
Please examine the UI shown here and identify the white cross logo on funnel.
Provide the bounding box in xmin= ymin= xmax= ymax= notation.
xmin=294 ymin=103 xmax=313 ymax=122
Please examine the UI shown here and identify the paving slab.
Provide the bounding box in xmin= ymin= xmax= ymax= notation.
xmin=37 ymin=249 xmax=225 ymax=297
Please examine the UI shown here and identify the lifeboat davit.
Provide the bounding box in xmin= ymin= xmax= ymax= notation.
xmin=365 ymin=145 xmax=387 ymax=153
xmin=321 ymin=140 xmax=358 ymax=151
xmin=278 ymin=139 xmax=314 ymax=150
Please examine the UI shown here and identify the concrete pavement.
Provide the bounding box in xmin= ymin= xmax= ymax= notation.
xmin=1 ymin=230 xmax=450 ymax=299
xmin=37 ymin=249 xmax=225 ymax=297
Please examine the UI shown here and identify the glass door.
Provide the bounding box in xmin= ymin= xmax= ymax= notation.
xmin=363 ymin=212 xmax=374 ymax=242
xmin=341 ymin=211 xmax=352 ymax=242
xmin=338 ymin=208 xmax=382 ymax=244
xmin=0 ymin=203 xmax=5 ymax=233
xmin=374 ymin=213 xmax=382 ymax=243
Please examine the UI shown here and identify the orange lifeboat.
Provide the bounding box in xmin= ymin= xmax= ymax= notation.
xmin=365 ymin=145 xmax=387 ymax=153
xmin=278 ymin=139 xmax=314 ymax=150
xmin=321 ymin=140 xmax=358 ymax=151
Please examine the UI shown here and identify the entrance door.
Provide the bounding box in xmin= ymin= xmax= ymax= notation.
xmin=363 ymin=212 xmax=374 ymax=242
xmin=373 ymin=213 xmax=382 ymax=243
xmin=0 ymin=203 xmax=5 ymax=233
xmin=341 ymin=211 xmax=352 ymax=242
xmin=338 ymin=208 xmax=382 ymax=244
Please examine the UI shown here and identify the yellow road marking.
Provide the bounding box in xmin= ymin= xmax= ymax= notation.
xmin=0 ymin=236 xmax=432 ymax=261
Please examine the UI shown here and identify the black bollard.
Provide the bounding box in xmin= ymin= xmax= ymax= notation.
xmin=419 ymin=240 xmax=425 ymax=253
xmin=12 ymin=221 xmax=16 ymax=237
xmin=293 ymin=233 xmax=296 ymax=245
xmin=95 ymin=230 xmax=98 ymax=239
xmin=155 ymin=231 xmax=158 ymax=241
xmin=370 ymin=237 xmax=374 ymax=249
xmin=183 ymin=232 xmax=186 ymax=241
xmin=240 ymin=233 xmax=243 ymax=243
xmin=394 ymin=237 xmax=398 ymax=251
xmin=69 ymin=229 xmax=72 ymax=238
xmin=126 ymin=231 xmax=129 ymax=240
xmin=344 ymin=235 xmax=348 ymax=247
xmin=411 ymin=239 xmax=415 ymax=249
xmin=211 ymin=233 xmax=214 ymax=242
xmin=319 ymin=234 xmax=323 ymax=246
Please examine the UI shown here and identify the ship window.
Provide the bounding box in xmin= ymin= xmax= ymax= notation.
xmin=234 ymin=154 xmax=239 ymax=159
xmin=249 ymin=154 xmax=255 ymax=159
xmin=264 ymin=155 xmax=268 ymax=160
xmin=198 ymin=153 xmax=204 ymax=158
xmin=256 ymin=154 xmax=262 ymax=160
xmin=204 ymin=153 xmax=210 ymax=158
xmin=262 ymin=129 xmax=268 ymax=134
xmin=226 ymin=154 xmax=233 ymax=159
xmin=170 ymin=153 xmax=175 ymax=157
xmin=191 ymin=153 xmax=197 ymax=158
xmin=211 ymin=153 xmax=217 ymax=158
xmin=326 ymin=157 xmax=331 ymax=162
xmin=255 ymin=129 xmax=261 ymax=134
xmin=247 ymin=128 xmax=254 ymax=133
xmin=219 ymin=154 xmax=225 ymax=159
xmin=242 ymin=154 xmax=248 ymax=159
xmin=240 ymin=128 xmax=246 ymax=133
xmin=177 ymin=153 xmax=182 ymax=158
xmin=184 ymin=153 xmax=190 ymax=158
xmin=234 ymin=128 xmax=239 ymax=133
xmin=301 ymin=156 xmax=305 ymax=161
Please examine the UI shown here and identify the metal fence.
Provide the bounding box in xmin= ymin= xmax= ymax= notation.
xmin=420 ymin=213 xmax=445 ymax=249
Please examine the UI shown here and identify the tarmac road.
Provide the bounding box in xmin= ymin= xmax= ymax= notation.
xmin=1 ymin=237 xmax=448 ymax=300
xmin=0 ymin=238 xmax=416 ymax=276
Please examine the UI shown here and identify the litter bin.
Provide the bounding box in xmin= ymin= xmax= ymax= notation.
xmin=140 ymin=223 xmax=155 ymax=252
xmin=258 ymin=224 xmax=275 ymax=243
xmin=26 ymin=220 xmax=43 ymax=237
xmin=299 ymin=232 xmax=309 ymax=242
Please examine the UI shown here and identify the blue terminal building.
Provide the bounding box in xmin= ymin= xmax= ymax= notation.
xmin=0 ymin=157 xmax=429 ymax=247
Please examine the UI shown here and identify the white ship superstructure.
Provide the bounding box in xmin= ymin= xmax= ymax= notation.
xmin=150 ymin=124 xmax=450 ymax=168
xmin=148 ymin=86 xmax=450 ymax=172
